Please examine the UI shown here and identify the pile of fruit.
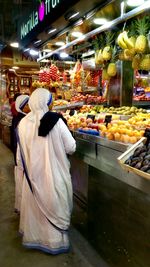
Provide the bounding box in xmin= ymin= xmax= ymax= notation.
xmin=125 ymin=141 xmax=150 ymax=174
xmin=70 ymin=94 xmax=106 ymax=104
xmin=64 ymin=113 xmax=145 ymax=144
xmin=93 ymin=105 xmax=147 ymax=115
xmin=53 ymin=100 xmax=69 ymax=107
xmin=99 ymin=121 xmax=144 ymax=143
xmin=128 ymin=114 xmax=150 ymax=128
xmin=117 ymin=17 xmax=150 ymax=71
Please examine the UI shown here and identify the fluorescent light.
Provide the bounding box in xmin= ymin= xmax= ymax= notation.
xmin=72 ymin=31 xmax=83 ymax=38
xmin=10 ymin=42 xmax=19 ymax=48
xmin=48 ymin=28 xmax=57 ymax=34
xmin=34 ymin=40 xmax=41 ymax=45
xmin=9 ymin=68 xmax=15 ymax=72
xmin=60 ymin=52 xmax=68 ymax=58
xmin=82 ymin=50 xmax=95 ymax=58
xmin=86 ymin=11 xmax=96 ymax=20
xmin=24 ymin=48 xmax=30 ymax=52
xmin=127 ymin=0 xmax=145 ymax=6
xmin=55 ymin=41 xmax=65 ymax=46
xmin=43 ymin=49 xmax=52 ymax=53
xmin=68 ymin=12 xmax=79 ymax=20
xmin=93 ymin=18 xmax=107 ymax=25
xmin=12 ymin=66 xmax=19 ymax=70
xmin=29 ymin=49 xmax=39 ymax=56
xmin=74 ymin=19 xmax=83 ymax=26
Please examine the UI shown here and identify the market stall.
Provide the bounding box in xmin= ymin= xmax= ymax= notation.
xmin=0 ymin=0 xmax=149 ymax=265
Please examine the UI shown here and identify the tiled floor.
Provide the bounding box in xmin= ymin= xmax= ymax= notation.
xmin=0 ymin=140 xmax=109 ymax=267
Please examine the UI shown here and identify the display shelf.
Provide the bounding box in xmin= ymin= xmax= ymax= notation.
xmin=53 ymin=101 xmax=84 ymax=110
xmin=132 ymin=100 xmax=150 ymax=107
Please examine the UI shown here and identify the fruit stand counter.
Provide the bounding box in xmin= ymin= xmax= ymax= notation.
xmin=70 ymin=132 xmax=150 ymax=267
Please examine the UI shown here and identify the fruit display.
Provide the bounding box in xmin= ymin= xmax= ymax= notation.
xmin=99 ymin=120 xmax=144 ymax=143
xmin=128 ymin=113 xmax=150 ymax=128
xmin=93 ymin=105 xmax=147 ymax=115
xmin=70 ymin=94 xmax=106 ymax=104
xmin=53 ymin=100 xmax=69 ymax=107
xmin=124 ymin=141 xmax=150 ymax=174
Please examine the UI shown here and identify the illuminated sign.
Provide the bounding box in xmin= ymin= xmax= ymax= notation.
xmin=20 ymin=0 xmax=60 ymax=40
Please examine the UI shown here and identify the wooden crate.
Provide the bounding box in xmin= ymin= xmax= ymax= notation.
xmin=118 ymin=137 xmax=150 ymax=180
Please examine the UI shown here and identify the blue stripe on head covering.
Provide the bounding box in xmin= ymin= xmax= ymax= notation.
xmin=47 ymin=93 xmax=52 ymax=106
xmin=19 ymin=98 xmax=29 ymax=110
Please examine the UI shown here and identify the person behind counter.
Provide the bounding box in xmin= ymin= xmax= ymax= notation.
xmin=16 ymin=88 xmax=76 ymax=254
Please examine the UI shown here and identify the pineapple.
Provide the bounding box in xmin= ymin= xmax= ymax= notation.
xmin=132 ymin=54 xmax=142 ymax=70
xmin=128 ymin=21 xmax=137 ymax=53
xmin=140 ymin=54 xmax=150 ymax=71
xmin=107 ymin=63 xmax=117 ymax=77
xmin=102 ymin=68 xmax=110 ymax=80
xmin=135 ymin=17 xmax=149 ymax=53
xmin=97 ymin=34 xmax=105 ymax=65
xmin=102 ymin=32 xmax=115 ymax=61
xmin=97 ymin=49 xmax=104 ymax=65
xmin=93 ymin=35 xmax=105 ymax=65
xmin=107 ymin=46 xmax=117 ymax=77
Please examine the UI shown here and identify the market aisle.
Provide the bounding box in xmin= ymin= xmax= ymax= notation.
xmin=0 ymin=140 xmax=109 ymax=267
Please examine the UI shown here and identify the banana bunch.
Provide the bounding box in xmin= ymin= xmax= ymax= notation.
xmin=117 ymin=31 xmax=135 ymax=50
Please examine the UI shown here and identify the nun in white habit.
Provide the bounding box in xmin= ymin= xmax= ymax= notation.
xmin=14 ymin=94 xmax=29 ymax=213
xmin=17 ymin=88 xmax=76 ymax=254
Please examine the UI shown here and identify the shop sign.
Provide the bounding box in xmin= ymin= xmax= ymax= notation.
xmin=20 ymin=0 xmax=60 ymax=40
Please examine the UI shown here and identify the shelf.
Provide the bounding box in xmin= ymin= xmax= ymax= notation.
xmin=53 ymin=101 xmax=84 ymax=110
xmin=133 ymin=101 xmax=150 ymax=107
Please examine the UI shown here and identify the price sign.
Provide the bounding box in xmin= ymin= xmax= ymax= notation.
xmin=87 ymin=114 xmax=95 ymax=121
xmin=104 ymin=115 xmax=112 ymax=126
xmin=69 ymin=110 xmax=75 ymax=116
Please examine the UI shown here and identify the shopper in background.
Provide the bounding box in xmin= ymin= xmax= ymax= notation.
xmin=11 ymin=92 xmax=21 ymax=117
xmin=17 ymin=88 xmax=76 ymax=254
xmin=14 ymin=95 xmax=30 ymax=213
xmin=10 ymin=93 xmax=21 ymax=153
xmin=12 ymin=94 xmax=30 ymax=165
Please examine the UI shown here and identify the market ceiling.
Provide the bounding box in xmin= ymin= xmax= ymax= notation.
xmin=18 ymin=0 xmax=113 ymax=49
xmin=0 ymin=0 xmax=37 ymax=50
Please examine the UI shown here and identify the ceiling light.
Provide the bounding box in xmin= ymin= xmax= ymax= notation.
xmin=10 ymin=42 xmax=19 ymax=48
xmin=86 ymin=11 xmax=96 ymax=20
xmin=68 ymin=12 xmax=79 ymax=20
xmin=2 ymin=74 xmax=5 ymax=77
xmin=12 ymin=66 xmax=19 ymax=70
xmin=24 ymin=48 xmax=30 ymax=52
xmin=72 ymin=31 xmax=83 ymax=38
xmin=34 ymin=40 xmax=41 ymax=45
xmin=82 ymin=50 xmax=95 ymax=58
xmin=74 ymin=19 xmax=83 ymax=26
xmin=55 ymin=41 xmax=65 ymax=46
xmin=29 ymin=49 xmax=39 ymax=56
xmin=93 ymin=18 xmax=107 ymax=25
xmin=43 ymin=49 xmax=52 ymax=53
xmin=48 ymin=28 xmax=57 ymax=34
xmin=60 ymin=52 xmax=68 ymax=58
xmin=127 ymin=0 xmax=145 ymax=6
xmin=9 ymin=68 xmax=15 ymax=72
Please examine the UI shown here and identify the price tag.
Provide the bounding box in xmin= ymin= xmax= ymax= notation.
xmin=87 ymin=114 xmax=95 ymax=121
xmin=104 ymin=115 xmax=112 ymax=125
xmin=69 ymin=110 xmax=75 ymax=116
